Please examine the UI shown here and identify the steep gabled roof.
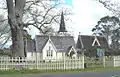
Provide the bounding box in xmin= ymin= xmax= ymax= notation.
xmin=35 ymin=35 xmax=48 ymax=52
xmin=26 ymin=39 xmax=36 ymax=52
xmin=76 ymin=35 xmax=108 ymax=50
xmin=42 ymin=36 xmax=57 ymax=52
xmin=67 ymin=46 xmax=76 ymax=54
xmin=35 ymin=35 xmax=75 ymax=52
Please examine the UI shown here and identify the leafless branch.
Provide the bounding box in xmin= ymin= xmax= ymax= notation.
xmin=97 ymin=0 xmax=120 ymax=17
xmin=0 ymin=36 xmax=10 ymax=49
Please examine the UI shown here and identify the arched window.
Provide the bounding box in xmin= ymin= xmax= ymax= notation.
xmin=46 ymin=46 xmax=53 ymax=57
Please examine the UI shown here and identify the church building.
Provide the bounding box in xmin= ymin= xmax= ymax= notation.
xmin=26 ymin=12 xmax=77 ymax=61
xmin=76 ymin=34 xmax=109 ymax=57
xmin=25 ymin=12 xmax=109 ymax=61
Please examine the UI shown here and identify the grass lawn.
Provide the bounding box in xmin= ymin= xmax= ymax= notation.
xmin=0 ymin=67 xmax=120 ymax=76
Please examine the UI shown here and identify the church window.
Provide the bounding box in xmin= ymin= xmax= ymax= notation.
xmin=46 ymin=46 xmax=53 ymax=57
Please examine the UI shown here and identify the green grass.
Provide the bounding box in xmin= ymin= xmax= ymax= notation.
xmin=0 ymin=67 xmax=120 ymax=76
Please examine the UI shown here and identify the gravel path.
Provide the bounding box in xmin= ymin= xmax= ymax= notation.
xmin=1 ymin=70 xmax=120 ymax=77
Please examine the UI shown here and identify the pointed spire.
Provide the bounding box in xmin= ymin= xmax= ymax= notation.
xmin=58 ymin=11 xmax=67 ymax=33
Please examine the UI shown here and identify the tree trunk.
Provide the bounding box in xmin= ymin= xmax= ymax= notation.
xmin=6 ymin=0 xmax=26 ymax=57
xmin=10 ymin=25 xmax=24 ymax=57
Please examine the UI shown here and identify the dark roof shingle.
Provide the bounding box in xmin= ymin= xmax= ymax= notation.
xmin=76 ymin=35 xmax=108 ymax=49
xmin=27 ymin=39 xmax=35 ymax=52
xmin=35 ymin=35 xmax=75 ymax=52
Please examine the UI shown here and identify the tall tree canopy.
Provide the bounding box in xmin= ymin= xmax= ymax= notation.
xmin=92 ymin=16 xmax=120 ymax=38
xmin=95 ymin=0 xmax=120 ymax=54
xmin=92 ymin=16 xmax=120 ymax=53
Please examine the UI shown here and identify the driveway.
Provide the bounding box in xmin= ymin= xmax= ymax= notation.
xmin=1 ymin=70 xmax=120 ymax=77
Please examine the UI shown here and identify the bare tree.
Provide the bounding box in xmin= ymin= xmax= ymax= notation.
xmin=23 ymin=0 xmax=72 ymax=34
xmin=96 ymin=0 xmax=120 ymax=17
xmin=6 ymin=0 xmax=26 ymax=57
xmin=0 ymin=15 xmax=10 ymax=49
xmin=3 ymin=0 xmax=71 ymax=36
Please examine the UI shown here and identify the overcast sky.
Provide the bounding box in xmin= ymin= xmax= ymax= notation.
xmin=68 ymin=0 xmax=112 ymax=40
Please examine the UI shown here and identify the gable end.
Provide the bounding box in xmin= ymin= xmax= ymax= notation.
xmin=92 ymin=36 xmax=100 ymax=46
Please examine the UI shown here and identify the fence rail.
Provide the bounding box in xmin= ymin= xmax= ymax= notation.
xmin=85 ymin=56 xmax=120 ymax=68
xmin=0 ymin=56 xmax=120 ymax=71
xmin=0 ymin=57 xmax=84 ymax=70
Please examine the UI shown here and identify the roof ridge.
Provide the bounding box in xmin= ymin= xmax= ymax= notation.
xmin=36 ymin=35 xmax=74 ymax=37
xmin=79 ymin=35 xmax=105 ymax=37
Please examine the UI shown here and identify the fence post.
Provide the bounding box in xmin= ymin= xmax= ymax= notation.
xmin=25 ymin=57 xmax=27 ymax=69
xmin=82 ymin=54 xmax=84 ymax=69
xmin=35 ymin=52 xmax=38 ymax=69
xmin=78 ymin=56 xmax=80 ymax=69
xmin=0 ymin=57 xmax=1 ymax=70
xmin=113 ymin=56 xmax=115 ymax=67
xmin=103 ymin=56 xmax=105 ymax=68
xmin=6 ymin=57 xmax=8 ymax=70
xmin=63 ymin=54 xmax=65 ymax=70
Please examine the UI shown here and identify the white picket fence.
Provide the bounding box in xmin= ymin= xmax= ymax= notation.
xmin=0 ymin=56 xmax=84 ymax=70
xmin=105 ymin=56 xmax=120 ymax=67
xmin=84 ymin=56 xmax=120 ymax=68
xmin=0 ymin=56 xmax=120 ymax=71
